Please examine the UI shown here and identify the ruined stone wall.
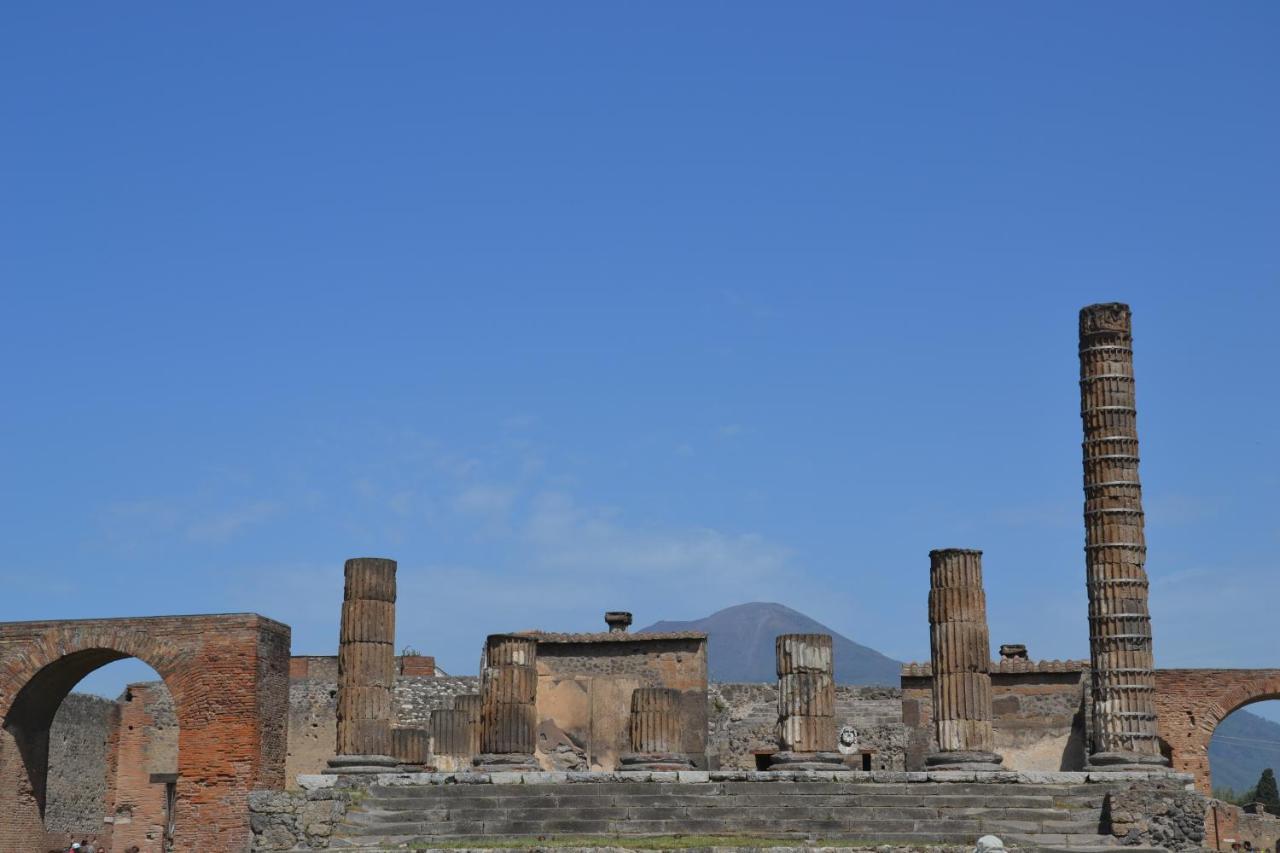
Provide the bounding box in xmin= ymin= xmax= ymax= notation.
xmin=530 ymin=634 xmax=708 ymax=770
xmin=285 ymin=670 xmax=480 ymax=780
xmin=45 ymin=693 xmax=118 ymax=841
xmin=707 ymin=683 xmax=903 ymax=770
xmin=109 ymin=682 xmax=177 ymax=853
xmin=393 ymin=675 xmax=480 ymax=727
xmin=901 ymin=661 xmax=1089 ymax=772
xmin=1205 ymin=801 xmax=1280 ymax=851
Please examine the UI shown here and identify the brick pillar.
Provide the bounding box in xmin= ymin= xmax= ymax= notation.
xmin=768 ymin=634 xmax=842 ymax=769
xmin=927 ymin=548 xmax=1002 ymax=770
xmin=619 ymin=688 xmax=694 ymax=771
xmin=1079 ymin=303 xmax=1167 ymax=769
xmin=327 ymin=557 xmax=399 ymax=774
xmin=453 ymin=693 xmax=483 ymax=757
xmin=473 ymin=635 xmax=539 ymax=771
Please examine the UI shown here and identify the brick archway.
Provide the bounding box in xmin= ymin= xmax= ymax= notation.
xmin=1155 ymin=668 xmax=1280 ymax=794
xmin=0 ymin=614 xmax=290 ymax=853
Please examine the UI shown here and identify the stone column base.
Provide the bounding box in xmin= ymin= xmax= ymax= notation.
xmin=767 ymin=751 xmax=846 ymax=771
xmin=323 ymin=754 xmax=400 ymax=774
xmin=619 ymin=753 xmax=696 ymax=771
xmin=1086 ymin=751 xmax=1171 ymax=772
xmin=926 ymin=750 xmax=1004 ymax=771
xmin=473 ymin=753 xmax=540 ymax=772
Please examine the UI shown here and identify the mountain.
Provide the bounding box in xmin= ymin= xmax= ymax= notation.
xmin=1210 ymin=709 xmax=1280 ymax=796
xmin=639 ymin=602 xmax=902 ymax=685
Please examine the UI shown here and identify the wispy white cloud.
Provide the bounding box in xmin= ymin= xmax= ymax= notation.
xmin=454 ymin=484 xmax=517 ymax=517
xmin=186 ymin=500 xmax=280 ymax=542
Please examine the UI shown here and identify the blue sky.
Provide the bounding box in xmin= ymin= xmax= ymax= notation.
xmin=2 ymin=4 xmax=1278 ymax=724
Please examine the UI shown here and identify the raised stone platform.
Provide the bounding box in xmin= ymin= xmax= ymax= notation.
xmin=252 ymin=771 xmax=1204 ymax=852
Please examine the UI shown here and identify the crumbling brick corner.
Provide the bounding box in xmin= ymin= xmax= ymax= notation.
xmin=0 ymin=613 xmax=290 ymax=853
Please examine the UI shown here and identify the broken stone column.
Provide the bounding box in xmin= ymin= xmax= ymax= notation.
xmin=430 ymin=708 xmax=472 ymax=771
xmin=768 ymin=633 xmax=842 ymax=770
xmin=392 ymin=726 xmax=432 ymax=769
xmin=1079 ymin=303 xmax=1167 ymax=769
xmin=619 ymin=688 xmax=695 ymax=771
xmin=327 ymin=557 xmax=399 ymax=774
xmin=474 ymin=634 xmax=539 ymax=771
xmin=927 ymin=548 xmax=1002 ymax=770
xmin=453 ymin=693 xmax=483 ymax=757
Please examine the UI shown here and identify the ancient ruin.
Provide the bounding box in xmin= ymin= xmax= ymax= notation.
xmin=768 ymin=633 xmax=843 ymax=769
xmin=3 ymin=302 xmax=1275 ymax=852
xmin=474 ymin=634 xmax=539 ymax=771
xmin=925 ymin=548 xmax=1002 ymax=770
xmin=619 ymin=687 xmax=696 ymax=770
xmin=0 ymin=614 xmax=288 ymax=851
xmin=1078 ymin=303 xmax=1167 ymax=769
xmin=328 ymin=557 xmax=399 ymax=774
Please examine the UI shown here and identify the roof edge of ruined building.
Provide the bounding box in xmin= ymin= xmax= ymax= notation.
xmin=901 ymin=659 xmax=1089 ymax=677
xmin=514 ymin=630 xmax=707 ymax=643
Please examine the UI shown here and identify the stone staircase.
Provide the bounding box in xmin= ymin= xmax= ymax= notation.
xmin=329 ymin=780 xmax=1122 ymax=850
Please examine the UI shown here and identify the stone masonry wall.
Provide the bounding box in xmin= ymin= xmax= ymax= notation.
xmin=901 ymin=661 xmax=1088 ymax=772
xmin=1205 ymin=800 xmax=1280 ymax=851
xmin=1104 ymin=778 xmax=1207 ymax=851
xmin=286 ymin=672 xmax=480 ymax=780
xmin=708 ymin=683 xmax=903 ymax=770
xmin=45 ymin=693 xmax=118 ymax=840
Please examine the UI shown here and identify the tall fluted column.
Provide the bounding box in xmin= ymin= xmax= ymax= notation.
xmin=619 ymin=688 xmax=695 ymax=771
xmin=326 ymin=557 xmax=399 ymax=773
xmin=927 ymin=548 xmax=1002 ymax=769
xmin=768 ymin=634 xmax=842 ymax=769
xmin=1079 ymin=303 xmax=1167 ymax=768
xmin=474 ymin=634 xmax=539 ymax=771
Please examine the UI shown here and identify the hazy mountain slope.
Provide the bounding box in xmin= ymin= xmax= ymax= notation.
xmin=639 ymin=601 xmax=902 ymax=685
xmin=1211 ymin=708 xmax=1280 ymax=795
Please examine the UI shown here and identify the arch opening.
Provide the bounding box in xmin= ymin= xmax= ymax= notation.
xmin=1210 ymin=699 xmax=1280 ymax=806
xmin=4 ymin=651 xmax=180 ymax=853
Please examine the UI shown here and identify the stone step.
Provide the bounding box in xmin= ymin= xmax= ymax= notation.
xmin=347 ymin=804 xmax=1099 ymax=827
xmin=361 ymin=788 xmax=1097 ymax=809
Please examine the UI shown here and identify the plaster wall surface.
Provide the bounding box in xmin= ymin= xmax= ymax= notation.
xmin=528 ymin=633 xmax=708 ymax=770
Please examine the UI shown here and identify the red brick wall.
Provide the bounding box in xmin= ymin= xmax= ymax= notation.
xmin=108 ymin=682 xmax=176 ymax=852
xmin=400 ymin=655 xmax=436 ymax=676
xmin=0 ymin=614 xmax=290 ymax=853
xmin=1154 ymin=669 xmax=1280 ymax=795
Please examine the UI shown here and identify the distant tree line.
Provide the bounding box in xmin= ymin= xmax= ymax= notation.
xmin=1216 ymin=768 xmax=1280 ymax=815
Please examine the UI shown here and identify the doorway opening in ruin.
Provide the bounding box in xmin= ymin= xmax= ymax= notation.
xmin=1209 ymin=699 xmax=1280 ymax=805
xmin=29 ymin=656 xmax=178 ymax=853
